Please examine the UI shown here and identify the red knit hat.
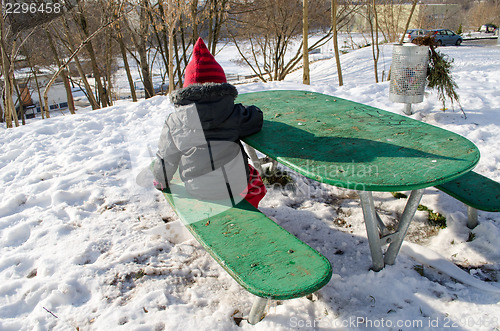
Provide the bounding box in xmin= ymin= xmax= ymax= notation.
xmin=183 ymin=38 xmax=227 ymax=87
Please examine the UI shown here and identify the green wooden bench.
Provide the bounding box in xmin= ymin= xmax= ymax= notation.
xmin=435 ymin=171 xmax=500 ymax=228
xmin=160 ymin=178 xmax=332 ymax=324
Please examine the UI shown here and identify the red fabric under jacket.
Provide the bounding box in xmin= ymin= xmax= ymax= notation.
xmin=240 ymin=164 xmax=266 ymax=208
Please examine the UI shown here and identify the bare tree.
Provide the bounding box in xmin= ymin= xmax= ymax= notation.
xmin=228 ymin=0 xmax=330 ymax=82
xmin=398 ymin=0 xmax=419 ymax=44
xmin=302 ymin=0 xmax=310 ymax=85
xmin=22 ymin=45 xmax=45 ymax=119
xmin=2 ymin=1 xmax=70 ymax=123
xmin=0 ymin=4 xmax=16 ymax=127
xmin=369 ymin=0 xmax=380 ymax=83
xmin=190 ymin=0 xmax=200 ymax=42
xmin=61 ymin=16 xmax=100 ymax=110
xmin=135 ymin=0 xmax=211 ymax=92
xmin=375 ymin=2 xmax=399 ymax=43
xmin=466 ymin=0 xmax=500 ymax=29
xmin=45 ymin=27 xmax=76 ymax=114
xmin=72 ymin=0 xmax=111 ymax=107
xmin=206 ymin=0 xmax=229 ymax=54
xmin=13 ymin=76 xmax=26 ymax=125
xmin=229 ymin=0 xmax=358 ymax=82
xmin=42 ymin=4 xmax=132 ymax=116
xmin=233 ymin=0 xmax=304 ymax=81
xmin=100 ymin=0 xmax=119 ymax=106
xmin=160 ymin=0 xmax=187 ymax=94
xmin=331 ymin=0 xmax=343 ymax=86
xmin=0 ymin=4 xmax=38 ymax=127
xmin=384 ymin=0 xmax=418 ymax=82
xmin=124 ymin=0 xmax=155 ymax=98
xmin=116 ymin=19 xmax=137 ymax=102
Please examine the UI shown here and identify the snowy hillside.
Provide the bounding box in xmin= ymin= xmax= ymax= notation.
xmin=1 ymin=41 xmax=500 ymax=330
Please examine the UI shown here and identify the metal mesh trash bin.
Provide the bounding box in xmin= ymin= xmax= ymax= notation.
xmin=390 ymin=44 xmax=429 ymax=114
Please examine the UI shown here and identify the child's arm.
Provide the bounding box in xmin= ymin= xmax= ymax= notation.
xmin=236 ymin=104 xmax=263 ymax=137
xmin=152 ymin=120 xmax=181 ymax=190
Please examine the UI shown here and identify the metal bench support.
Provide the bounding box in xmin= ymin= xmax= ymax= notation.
xmin=435 ymin=170 xmax=500 ymax=229
xmin=248 ymin=297 xmax=269 ymax=325
xmin=245 ymin=145 xmax=278 ymax=175
xmin=245 ymin=145 xmax=264 ymax=175
xmin=359 ymin=189 xmax=425 ymax=271
xmin=467 ymin=206 xmax=478 ymax=229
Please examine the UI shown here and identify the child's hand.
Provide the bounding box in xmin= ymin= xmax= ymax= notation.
xmin=153 ymin=180 xmax=164 ymax=191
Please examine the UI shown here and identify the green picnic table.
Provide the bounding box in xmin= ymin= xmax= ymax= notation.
xmin=237 ymin=90 xmax=480 ymax=271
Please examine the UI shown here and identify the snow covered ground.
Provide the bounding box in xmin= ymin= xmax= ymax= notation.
xmin=1 ymin=39 xmax=500 ymax=331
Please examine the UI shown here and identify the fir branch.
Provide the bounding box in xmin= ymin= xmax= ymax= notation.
xmin=413 ymin=35 xmax=466 ymax=118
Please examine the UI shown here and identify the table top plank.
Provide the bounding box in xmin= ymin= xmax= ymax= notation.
xmin=237 ymin=90 xmax=480 ymax=191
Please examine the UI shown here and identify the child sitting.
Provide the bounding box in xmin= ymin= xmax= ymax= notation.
xmin=152 ymin=38 xmax=266 ymax=208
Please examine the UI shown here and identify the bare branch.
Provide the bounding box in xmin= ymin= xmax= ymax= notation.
xmin=42 ymin=6 xmax=134 ymax=114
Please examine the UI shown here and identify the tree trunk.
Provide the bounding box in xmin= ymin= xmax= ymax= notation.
xmin=168 ymin=29 xmax=175 ymax=94
xmin=303 ymin=0 xmax=310 ymax=85
xmin=331 ymin=0 xmax=343 ymax=86
xmin=0 ymin=95 xmax=3 ymax=123
xmin=64 ymin=73 xmax=76 ymax=113
xmin=138 ymin=1 xmax=154 ymax=98
xmin=87 ymin=45 xmax=108 ymax=107
xmin=173 ymin=31 xmax=183 ymax=89
xmin=104 ymin=29 xmax=113 ymax=106
xmin=399 ymin=0 xmax=419 ymax=44
xmin=207 ymin=0 xmax=215 ymax=52
xmin=156 ymin=0 xmax=171 ymax=74
xmin=137 ymin=41 xmax=154 ymax=98
xmin=62 ymin=17 xmax=100 ymax=110
xmin=117 ymin=30 xmax=137 ymax=102
xmin=370 ymin=1 xmax=380 ymax=83
xmin=75 ymin=1 xmax=109 ymax=107
xmin=46 ymin=29 xmax=76 ymax=114
xmin=32 ymin=65 xmax=44 ymax=119
xmin=211 ymin=0 xmax=224 ymax=55
xmin=0 ymin=3 xmax=17 ymax=128
xmin=191 ymin=0 xmax=199 ymax=42
xmin=180 ymin=25 xmax=189 ymax=68
xmin=148 ymin=3 xmax=169 ymax=81
xmin=388 ymin=0 xmax=418 ymax=82
xmin=23 ymin=45 xmax=45 ymax=119
xmin=13 ymin=77 xmax=25 ymax=125
xmin=1 ymin=42 xmax=15 ymax=127
xmin=207 ymin=0 xmax=227 ymax=55
xmin=9 ymin=39 xmax=19 ymax=127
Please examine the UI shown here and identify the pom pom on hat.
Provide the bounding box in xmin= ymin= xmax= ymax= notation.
xmin=183 ymin=38 xmax=227 ymax=87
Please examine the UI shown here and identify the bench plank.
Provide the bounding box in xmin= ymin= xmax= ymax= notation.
xmin=161 ymin=179 xmax=332 ymax=300
xmin=436 ymin=171 xmax=500 ymax=212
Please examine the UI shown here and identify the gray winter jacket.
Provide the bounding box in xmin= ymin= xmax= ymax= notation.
xmin=152 ymin=83 xmax=263 ymax=200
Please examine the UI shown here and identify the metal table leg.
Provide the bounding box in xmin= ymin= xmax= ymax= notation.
xmin=359 ymin=189 xmax=425 ymax=271
xmin=384 ymin=189 xmax=424 ymax=265
xmin=358 ymin=191 xmax=385 ymax=271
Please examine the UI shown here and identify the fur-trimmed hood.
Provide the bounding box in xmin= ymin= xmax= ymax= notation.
xmin=152 ymin=81 xmax=263 ymax=201
xmin=170 ymin=83 xmax=238 ymax=106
